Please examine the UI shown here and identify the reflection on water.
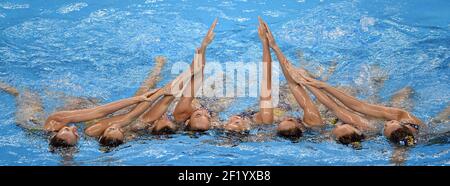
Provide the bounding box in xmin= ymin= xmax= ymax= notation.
xmin=0 ymin=0 xmax=449 ymax=165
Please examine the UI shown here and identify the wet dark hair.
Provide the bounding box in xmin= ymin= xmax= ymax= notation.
xmin=152 ymin=125 xmax=176 ymax=135
xmin=277 ymin=127 xmax=303 ymax=139
xmin=224 ymin=128 xmax=250 ymax=136
xmin=277 ymin=118 xmax=304 ymax=139
xmin=338 ymin=132 xmax=365 ymax=145
xmin=185 ymin=123 xmax=209 ymax=132
xmin=99 ymin=136 xmax=123 ymax=147
xmin=49 ymin=134 xmax=73 ymax=147
xmin=389 ymin=125 xmax=415 ymax=145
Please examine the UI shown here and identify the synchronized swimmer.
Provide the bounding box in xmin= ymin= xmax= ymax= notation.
xmin=0 ymin=17 xmax=448 ymax=150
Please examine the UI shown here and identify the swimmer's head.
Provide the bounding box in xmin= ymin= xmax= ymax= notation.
xmin=99 ymin=125 xmax=124 ymax=147
xmin=384 ymin=120 xmax=416 ymax=146
xmin=152 ymin=116 xmax=177 ymax=135
xmin=186 ymin=109 xmax=211 ymax=132
xmin=49 ymin=126 xmax=79 ymax=147
xmin=224 ymin=115 xmax=250 ymax=133
xmin=277 ymin=117 xmax=303 ymax=138
xmin=332 ymin=124 xmax=365 ymax=145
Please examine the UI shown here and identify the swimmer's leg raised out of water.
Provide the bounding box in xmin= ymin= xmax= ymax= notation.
xmin=85 ymin=77 xmax=183 ymax=138
xmin=45 ymin=89 xmax=161 ymax=132
xmin=84 ymin=55 xmax=168 ymax=135
xmin=253 ymin=17 xmax=274 ymax=125
xmin=303 ymin=77 xmax=423 ymax=127
xmin=258 ymin=18 xmax=323 ymax=128
xmin=87 ymin=56 xmax=203 ymax=142
xmin=94 ymin=91 xmax=167 ymax=146
xmin=261 ymin=19 xmax=375 ymax=131
xmin=297 ymin=63 xmax=422 ymax=145
xmin=134 ymin=56 xmax=167 ymax=96
xmin=220 ymin=19 xmax=279 ymax=133
xmin=173 ymin=18 xmax=217 ymax=123
xmin=87 ymin=40 xmax=209 ymax=140
xmin=135 ymin=95 xmax=176 ymax=132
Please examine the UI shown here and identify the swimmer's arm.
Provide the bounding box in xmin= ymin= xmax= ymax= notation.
xmin=305 ymin=78 xmax=422 ymax=125
xmin=306 ymin=85 xmax=373 ymax=130
xmin=141 ymin=95 xmax=175 ymax=123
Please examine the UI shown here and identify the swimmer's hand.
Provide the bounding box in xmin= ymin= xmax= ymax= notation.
xmin=201 ymin=18 xmax=217 ymax=50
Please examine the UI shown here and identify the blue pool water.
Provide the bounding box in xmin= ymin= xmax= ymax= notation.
xmin=0 ymin=0 xmax=449 ymax=165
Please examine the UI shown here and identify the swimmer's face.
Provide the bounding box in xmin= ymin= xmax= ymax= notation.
xmin=187 ymin=109 xmax=210 ymax=131
xmin=277 ymin=118 xmax=302 ymax=137
xmin=102 ymin=125 xmax=124 ymax=141
xmin=224 ymin=116 xmax=249 ymax=132
xmin=384 ymin=120 xmax=416 ymax=146
xmin=52 ymin=126 xmax=79 ymax=146
xmin=332 ymin=124 xmax=364 ymax=145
